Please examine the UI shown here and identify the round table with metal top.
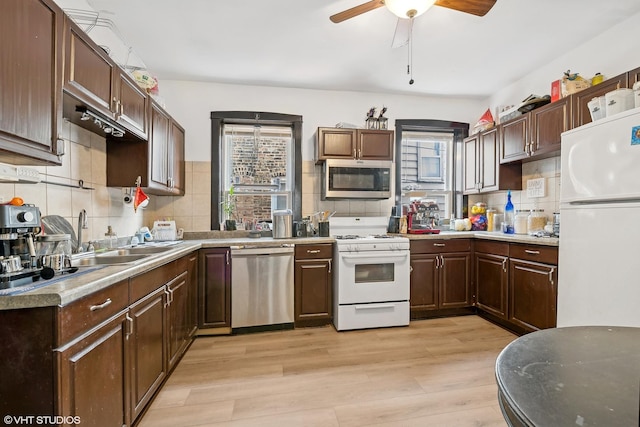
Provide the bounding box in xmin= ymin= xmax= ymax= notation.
xmin=495 ymin=326 xmax=640 ymax=427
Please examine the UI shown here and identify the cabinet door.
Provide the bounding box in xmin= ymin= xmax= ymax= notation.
xmin=57 ymin=310 xmax=130 ymax=427
xmin=530 ymin=97 xmax=570 ymax=158
xmin=410 ymin=254 xmax=438 ymax=316
xmin=509 ymin=259 xmax=557 ymax=332
xmin=571 ymin=72 xmax=628 ymax=128
xmin=475 ymin=252 xmax=508 ymax=319
xmin=185 ymin=252 xmax=199 ymax=338
xmin=317 ymin=128 xmax=357 ymax=160
xmin=167 ymin=272 xmax=189 ymax=371
xmin=294 ymin=259 xmax=332 ymax=326
xmin=439 ymin=252 xmax=472 ymax=308
xmin=358 ymin=129 xmax=394 ymax=160
xmin=500 ymin=115 xmax=528 ymax=163
xmin=149 ymin=102 xmax=170 ymax=191
xmin=0 ymin=0 xmax=63 ymax=165
xmin=199 ymin=249 xmax=231 ymax=329
xmin=129 ymin=287 xmax=167 ymax=422
xmin=169 ymin=120 xmax=186 ymax=194
xmin=115 ymin=70 xmax=148 ymax=139
xmin=479 ymin=128 xmax=499 ymax=192
xmin=64 ymin=18 xmax=116 ymax=120
xmin=463 ymin=135 xmax=479 ymax=194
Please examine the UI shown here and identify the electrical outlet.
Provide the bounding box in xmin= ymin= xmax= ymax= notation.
xmin=0 ymin=197 xmax=5 ymax=204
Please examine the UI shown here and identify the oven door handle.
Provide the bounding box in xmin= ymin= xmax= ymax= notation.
xmin=340 ymin=253 xmax=408 ymax=262
xmin=355 ymin=303 xmax=397 ymax=310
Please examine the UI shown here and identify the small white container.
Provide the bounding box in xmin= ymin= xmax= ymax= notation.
xmin=633 ymin=81 xmax=640 ymax=109
xmin=587 ymin=96 xmax=606 ymax=121
xmin=605 ymin=88 xmax=635 ymax=117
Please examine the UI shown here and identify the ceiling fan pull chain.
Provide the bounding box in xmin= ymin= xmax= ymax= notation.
xmin=408 ymin=18 xmax=414 ymax=85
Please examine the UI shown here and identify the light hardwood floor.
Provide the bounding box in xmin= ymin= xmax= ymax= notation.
xmin=139 ymin=316 xmax=516 ymax=427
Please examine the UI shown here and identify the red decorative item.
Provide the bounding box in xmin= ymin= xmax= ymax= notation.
xmin=133 ymin=183 xmax=149 ymax=212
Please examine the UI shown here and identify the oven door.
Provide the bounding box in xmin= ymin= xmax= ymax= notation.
xmin=337 ymin=251 xmax=410 ymax=304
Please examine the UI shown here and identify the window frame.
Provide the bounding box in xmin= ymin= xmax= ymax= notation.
xmin=394 ymin=119 xmax=469 ymax=218
xmin=211 ymin=111 xmax=302 ymax=230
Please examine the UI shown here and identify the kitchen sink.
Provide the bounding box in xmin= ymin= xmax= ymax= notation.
xmin=71 ymin=254 xmax=150 ymax=267
xmin=113 ymin=246 xmax=173 ymax=255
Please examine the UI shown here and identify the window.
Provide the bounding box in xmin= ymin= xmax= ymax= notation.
xmin=395 ymin=120 xmax=469 ymax=220
xmin=211 ymin=112 xmax=302 ymax=230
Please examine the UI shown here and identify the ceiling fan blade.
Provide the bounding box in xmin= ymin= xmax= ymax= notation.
xmin=330 ymin=0 xmax=385 ymax=23
xmin=434 ymin=0 xmax=497 ymax=16
xmin=391 ymin=18 xmax=410 ymax=48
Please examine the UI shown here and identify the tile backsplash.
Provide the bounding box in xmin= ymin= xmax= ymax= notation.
xmin=470 ymin=156 xmax=561 ymax=219
xmin=4 ymin=122 xmax=556 ymax=244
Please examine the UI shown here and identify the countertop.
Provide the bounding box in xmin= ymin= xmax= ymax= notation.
xmin=0 ymin=232 xmax=556 ymax=311
xmin=496 ymin=326 xmax=640 ymax=426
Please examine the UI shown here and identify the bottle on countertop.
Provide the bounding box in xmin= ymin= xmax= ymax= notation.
xmin=503 ymin=190 xmax=515 ymax=234
xmin=105 ymin=225 xmax=118 ymax=249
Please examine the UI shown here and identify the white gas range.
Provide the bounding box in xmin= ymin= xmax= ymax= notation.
xmin=329 ymin=216 xmax=410 ymax=331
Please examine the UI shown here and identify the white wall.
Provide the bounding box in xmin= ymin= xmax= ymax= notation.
xmin=156 ymin=82 xmax=485 ymax=162
xmin=489 ymin=10 xmax=640 ymax=115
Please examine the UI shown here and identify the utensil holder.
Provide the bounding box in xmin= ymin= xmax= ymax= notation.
xmin=318 ymin=221 xmax=330 ymax=237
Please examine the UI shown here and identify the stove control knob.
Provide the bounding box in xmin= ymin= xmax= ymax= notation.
xmin=18 ymin=211 xmax=34 ymax=223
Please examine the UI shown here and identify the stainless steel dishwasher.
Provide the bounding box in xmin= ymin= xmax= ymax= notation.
xmin=231 ymin=245 xmax=294 ymax=329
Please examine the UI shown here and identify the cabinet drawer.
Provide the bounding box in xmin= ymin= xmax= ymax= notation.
xmin=411 ymin=239 xmax=471 ymax=254
xmin=295 ymin=243 xmax=333 ymax=260
xmin=57 ymin=279 xmax=129 ymax=345
xmin=509 ymin=243 xmax=558 ymax=264
xmin=130 ymin=261 xmax=177 ymax=303
xmin=475 ymin=240 xmax=509 ymax=256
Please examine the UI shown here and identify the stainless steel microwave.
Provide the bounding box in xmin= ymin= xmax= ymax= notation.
xmin=322 ymin=159 xmax=392 ymax=199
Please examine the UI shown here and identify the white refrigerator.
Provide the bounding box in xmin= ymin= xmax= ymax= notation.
xmin=558 ymin=107 xmax=640 ymax=327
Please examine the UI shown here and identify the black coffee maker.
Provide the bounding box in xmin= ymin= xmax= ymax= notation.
xmin=387 ymin=206 xmax=401 ymax=233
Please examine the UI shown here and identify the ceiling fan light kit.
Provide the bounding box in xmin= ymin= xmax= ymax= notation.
xmin=385 ymin=0 xmax=436 ymax=19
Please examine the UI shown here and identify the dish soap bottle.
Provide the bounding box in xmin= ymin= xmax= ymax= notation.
xmin=503 ymin=190 xmax=515 ymax=234
xmin=105 ymin=225 xmax=118 ymax=249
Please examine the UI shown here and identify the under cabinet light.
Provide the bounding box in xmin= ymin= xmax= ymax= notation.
xmin=75 ymin=106 xmax=126 ymax=138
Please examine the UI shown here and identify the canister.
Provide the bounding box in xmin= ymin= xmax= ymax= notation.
xmin=272 ymin=210 xmax=293 ymax=239
xmin=605 ymin=88 xmax=634 ymax=117
xmin=486 ymin=209 xmax=496 ymax=232
xmin=527 ymin=209 xmax=546 ymax=234
xmin=514 ymin=210 xmax=528 ymax=235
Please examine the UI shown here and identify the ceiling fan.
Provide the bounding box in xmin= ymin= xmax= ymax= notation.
xmin=330 ymin=0 xmax=496 ymax=84
xmin=330 ymin=0 xmax=497 ymax=23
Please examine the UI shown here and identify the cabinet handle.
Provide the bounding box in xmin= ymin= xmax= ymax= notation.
xmin=307 ymin=249 xmax=321 ymax=254
xmin=409 ymin=265 xmax=413 ymax=273
xmin=358 ymin=149 xmax=362 ymax=158
xmin=433 ymin=243 xmax=445 ymax=247
xmin=435 ymin=256 xmax=440 ymax=269
xmin=119 ymin=101 xmax=124 ymax=116
xmin=525 ymin=249 xmax=540 ymax=255
xmin=164 ymin=289 xmax=171 ymax=307
xmin=530 ymin=140 xmax=535 ymax=155
xmin=111 ymin=97 xmax=118 ymax=111
xmin=90 ymin=298 xmax=112 ymax=311
xmin=125 ymin=313 xmax=133 ymax=339
xmin=502 ymin=258 xmax=507 ymax=272
xmin=226 ymin=251 xmax=230 ymax=265
xmin=548 ymin=267 xmax=556 ymax=286
xmin=353 ymin=148 xmax=356 ymax=158
xmin=328 ymin=259 xmax=332 ymax=274
xmin=440 ymin=255 xmax=444 ymax=267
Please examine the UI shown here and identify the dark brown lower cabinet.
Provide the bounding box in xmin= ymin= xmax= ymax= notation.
xmin=410 ymin=239 xmax=472 ymax=318
xmin=199 ymin=248 xmax=231 ymax=329
xmin=294 ymin=243 xmax=333 ymax=327
xmin=509 ymin=258 xmax=557 ymax=332
xmin=167 ymin=271 xmax=189 ymax=370
xmin=57 ymin=310 xmax=130 ymax=427
xmin=129 ymin=286 xmax=167 ymax=422
xmin=475 ymin=241 xmax=509 ymax=320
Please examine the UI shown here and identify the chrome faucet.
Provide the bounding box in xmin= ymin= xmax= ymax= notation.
xmin=76 ymin=209 xmax=88 ymax=253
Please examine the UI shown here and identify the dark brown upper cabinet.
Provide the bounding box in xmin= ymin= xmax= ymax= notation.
xmin=317 ymin=128 xmax=394 ymax=162
xmin=0 ymin=0 xmax=65 ymax=165
xmin=63 ymin=16 xmax=149 ymax=141
xmin=500 ymin=97 xmax=571 ymax=163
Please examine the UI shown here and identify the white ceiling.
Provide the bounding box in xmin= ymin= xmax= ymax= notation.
xmin=59 ymin=0 xmax=640 ymax=98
